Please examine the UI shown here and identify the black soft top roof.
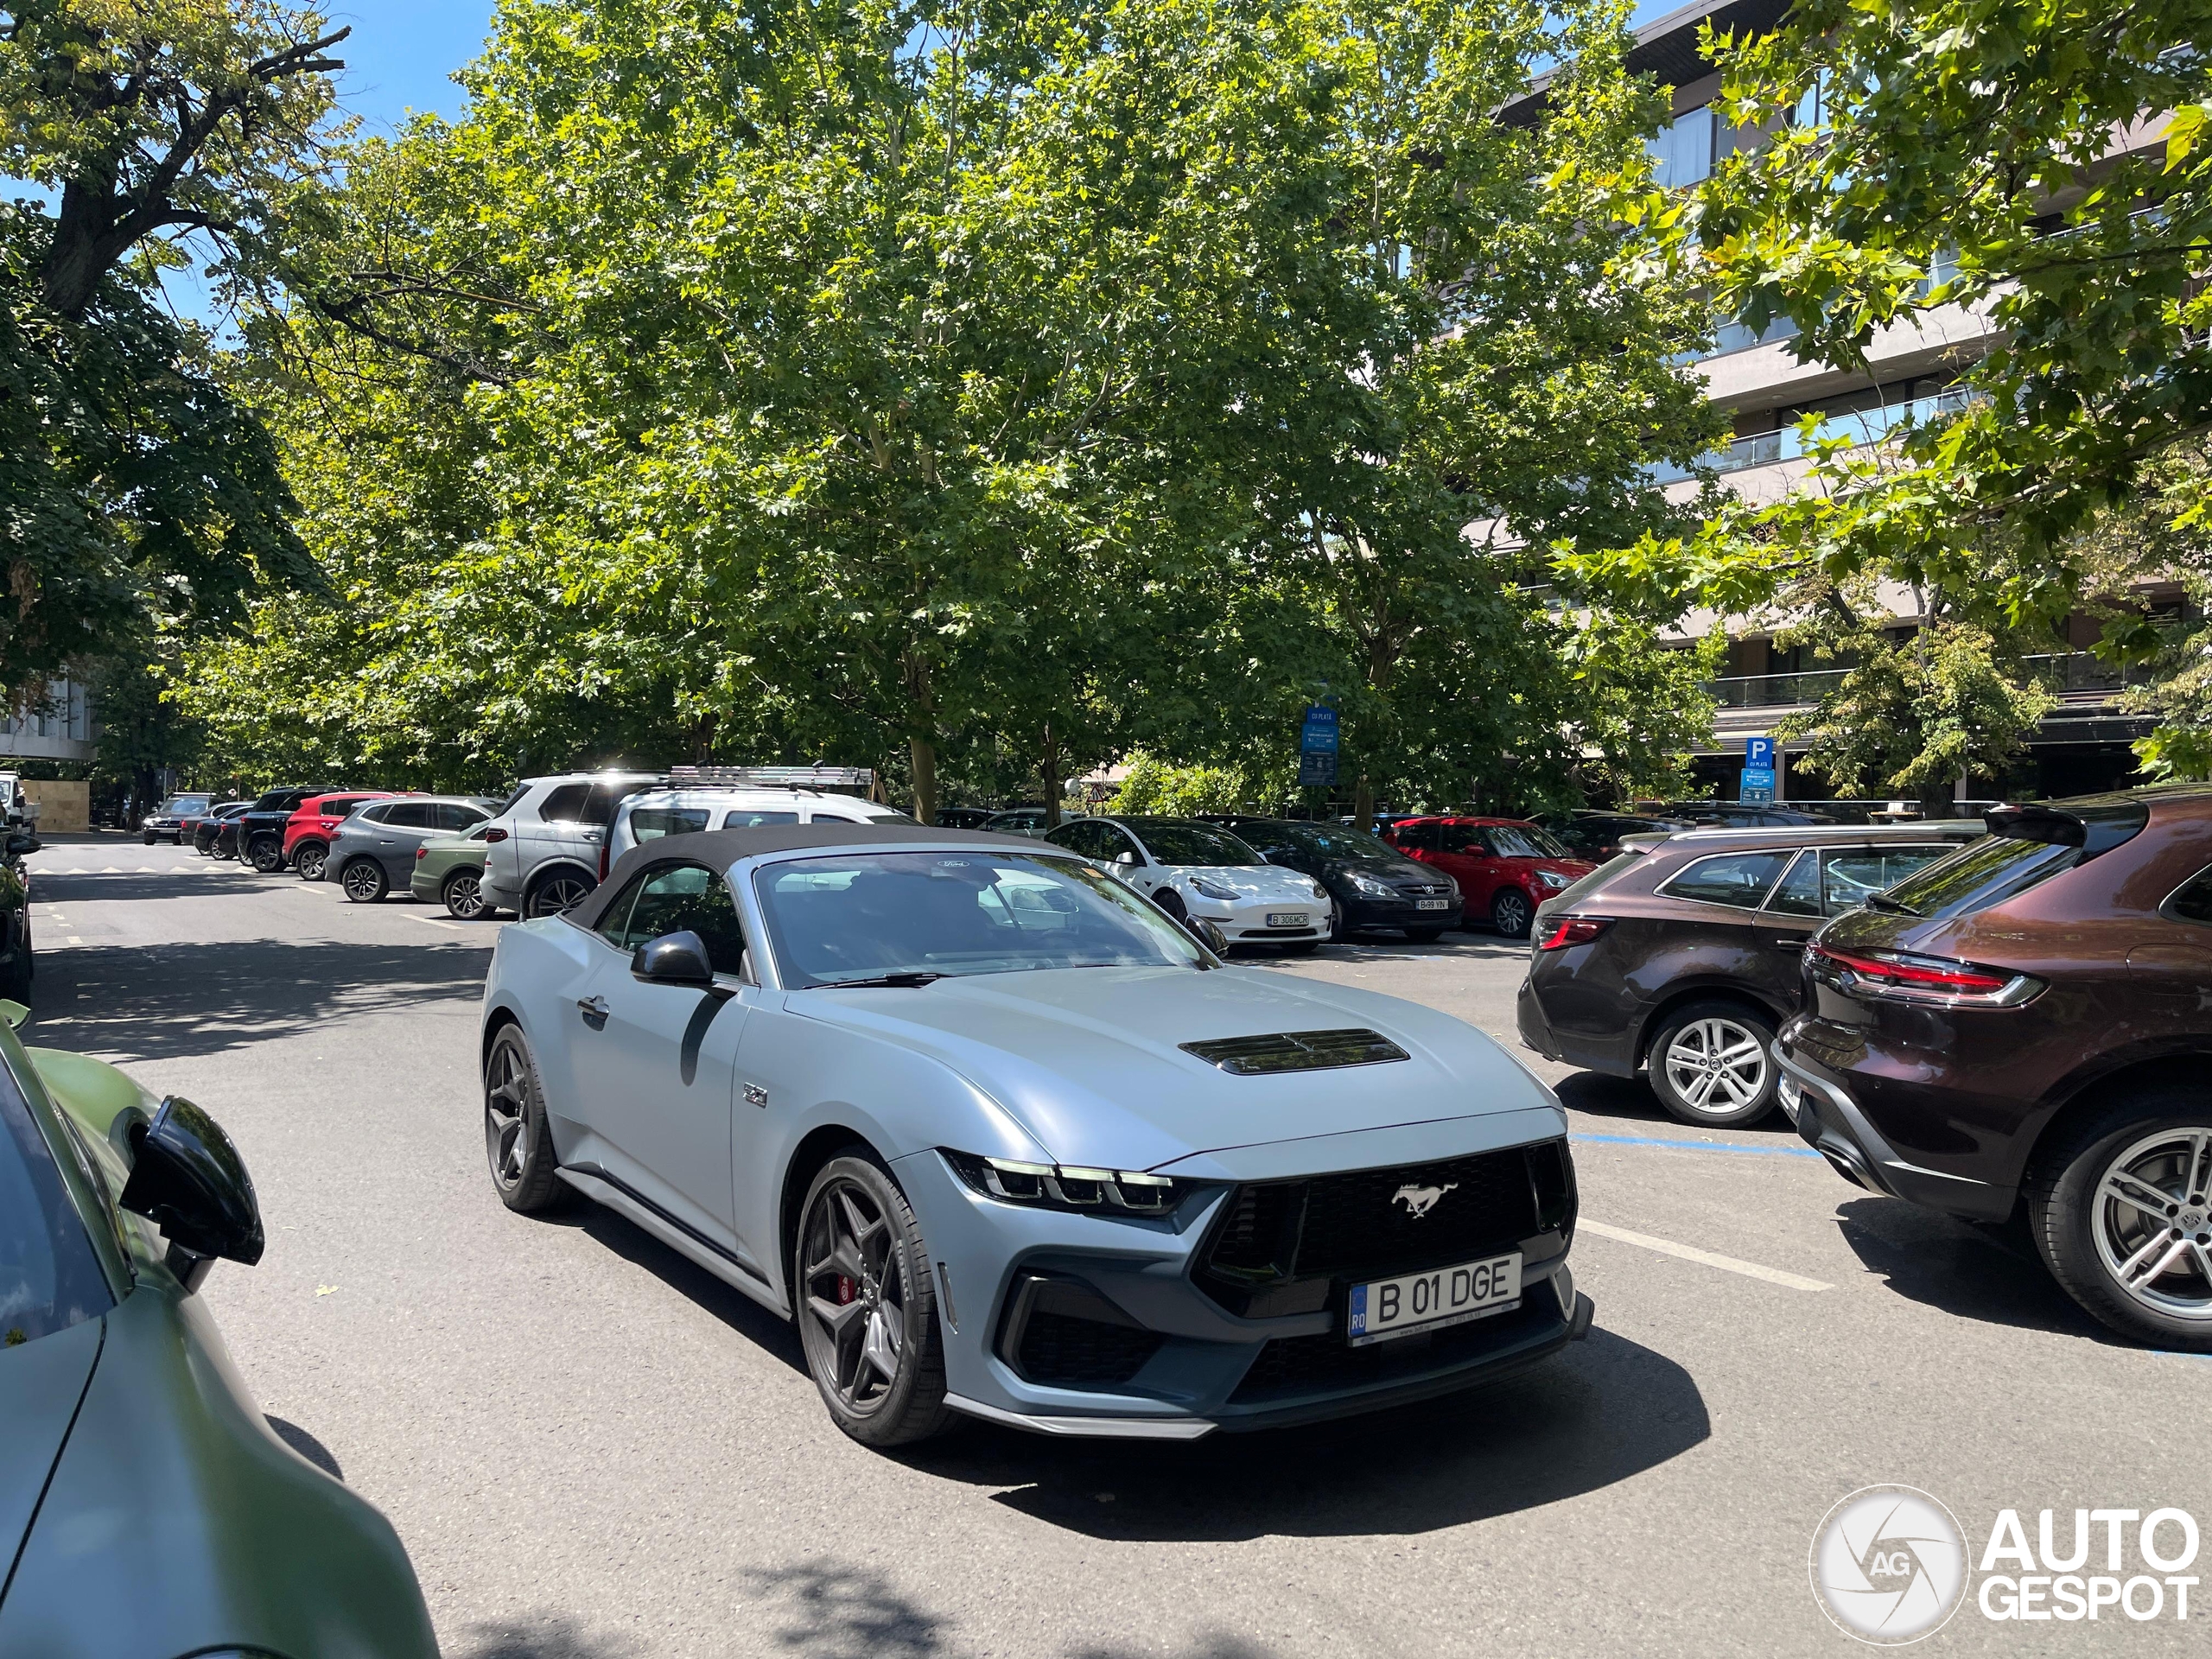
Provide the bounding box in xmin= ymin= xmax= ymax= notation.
xmin=567 ymin=821 xmax=1053 ymax=932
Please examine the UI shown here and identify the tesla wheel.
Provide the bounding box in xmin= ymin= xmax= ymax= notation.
xmin=294 ymin=842 xmax=328 ymax=881
xmin=443 ymin=868 xmax=490 ymax=919
xmin=1647 ymin=1000 xmax=1777 ymax=1128
xmin=339 ymin=858 xmax=389 ymax=903
xmin=793 ymin=1152 xmax=951 ymax=1447
xmin=525 ymin=869 xmax=594 ymax=918
xmin=483 ymin=1026 xmax=567 ymax=1214
xmin=1490 ymin=888 xmax=1534 ymax=940
xmin=248 ymin=836 xmax=285 ymax=874
xmin=2031 ymin=1086 xmax=2212 ymax=1350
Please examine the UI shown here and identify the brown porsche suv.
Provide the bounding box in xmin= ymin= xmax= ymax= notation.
xmin=1516 ymin=821 xmax=1981 ymax=1127
xmin=1777 ymin=786 xmax=2212 ymax=1348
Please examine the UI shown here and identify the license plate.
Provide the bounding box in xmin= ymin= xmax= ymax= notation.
xmin=1415 ymin=898 xmax=1450 ymax=911
xmin=1267 ymin=912 xmax=1308 ymax=927
xmin=1346 ymin=1252 xmax=1521 ymax=1346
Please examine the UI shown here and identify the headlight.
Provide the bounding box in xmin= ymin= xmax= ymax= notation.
xmin=1189 ymin=876 xmax=1239 ymax=902
xmin=1537 ymin=870 xmax=1572 ymax=890
xmin=942 ymin=1150 xmax=1181 ymax=1214
xmin=1347 ymin=871 xmax=1396 ymax=897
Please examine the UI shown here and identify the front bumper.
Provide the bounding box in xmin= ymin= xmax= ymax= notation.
xmin=1337 ymin=891 xmax=1458 ymax=934
xmin=1775 ymin=1031 xmax=2014 ymax=1221
xmin=1183 ymin=893 xmax=1332 ymax=944
xmin=890 ymin=1122 xmax=1588 ymax=1438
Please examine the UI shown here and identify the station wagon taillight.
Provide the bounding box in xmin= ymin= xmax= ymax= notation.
xmin=1537 ymin=916 xmax=1611 ymax=950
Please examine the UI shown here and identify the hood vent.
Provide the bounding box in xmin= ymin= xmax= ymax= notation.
xmin=1179 ymin=1028 xmax=1409 ymax=1077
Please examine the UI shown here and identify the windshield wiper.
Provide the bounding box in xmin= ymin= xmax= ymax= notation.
xmin=1864 ymin=893 xmax=1921 ymax=916
xmin=818 ymin=971 xmax=945 ymax=988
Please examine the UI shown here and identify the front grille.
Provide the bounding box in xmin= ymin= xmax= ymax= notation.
xmin=1180 ymin=1028 xmax=1409 ymax=1076
xmin=1196 ymin=1141 xmax=1573 ymax=1315
xmin=1230 ymin=1298 xmax=1551 ymax=1403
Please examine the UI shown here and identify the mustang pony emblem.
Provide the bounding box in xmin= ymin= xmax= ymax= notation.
xmin=1392 ymin=1182 xmax=1458 ymax=1218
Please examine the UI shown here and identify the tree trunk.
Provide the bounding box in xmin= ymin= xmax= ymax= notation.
xmin=909 ymin=735 xmax=938 ymax=825
xmin=1040 ymin=722 xmax=1062 ymax=828
xmin=1352 ymin=772 xmax=1374 ymax=829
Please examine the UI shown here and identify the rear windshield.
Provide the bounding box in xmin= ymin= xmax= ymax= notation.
xmin=1881 ymin=834 xmax=2076 ymax=921
xmin=1543 ymin=849 xmax=1646 ymax=913
xmin=0 ymin=1082 xmax=111 ymax=1347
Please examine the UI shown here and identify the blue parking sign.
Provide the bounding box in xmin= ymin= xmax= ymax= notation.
xmin=1745 ymin=736 xmax=1775 ymax=768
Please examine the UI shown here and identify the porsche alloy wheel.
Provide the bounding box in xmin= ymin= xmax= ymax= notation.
xmin=443 ymin=868 xmax=489 ymax=919
xmin=483 ymin=1027 xmax=564 ymax=1213
xmin=794 ymin=1154 xmax=950 ymax=1446
xmin=526 ymin=871 xmax=594 ymax=918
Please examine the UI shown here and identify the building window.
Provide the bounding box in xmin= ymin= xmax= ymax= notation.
xmin=1648 ymin=106 xmax=1715 ymax=190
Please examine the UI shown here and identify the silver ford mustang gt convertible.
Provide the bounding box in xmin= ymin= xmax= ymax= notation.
xmin=479 ymin=823 xmax=1592 ymax=1446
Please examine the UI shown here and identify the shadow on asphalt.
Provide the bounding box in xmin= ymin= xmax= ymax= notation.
xmin=740 ymin=1560 xmax=956 ymax=1658
xmin=557 ymin=1205 xmax=810 ymax=1379
xmin=452 ymin=1615 xmax=640 ymax=1659
xmin=902 ymin=1325 xmax=1707 ymax=1541
xmin=264 ymin=1414 xmax=345 ymax=1479
xmin=1831 ymin=1197 xmax=2115 ymax=1341
xmin=26 ymin=938 xmax=495 ymax=1063
xmin=1552 ymin=1070 xmax=1810 ymax=1145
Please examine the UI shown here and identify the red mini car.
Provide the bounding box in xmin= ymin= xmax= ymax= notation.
xmin=1382 ymin=816 xmax=1596 ymax=939
xmin=284 ymin=792 xmax=400 ymax=881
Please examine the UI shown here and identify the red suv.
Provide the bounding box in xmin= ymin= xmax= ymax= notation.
xmin=1382 ymin=817 xmax=1594 ymax=938
xmin=283 ymin=792 xmax=400 ymax=881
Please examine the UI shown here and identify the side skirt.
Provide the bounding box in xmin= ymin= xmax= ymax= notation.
xmin=556 ymin=1165 xmax=790 ymax=1319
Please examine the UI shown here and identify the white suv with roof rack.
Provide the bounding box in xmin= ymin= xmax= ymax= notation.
xmin=480 ymin=767 xmax=906 ymax=918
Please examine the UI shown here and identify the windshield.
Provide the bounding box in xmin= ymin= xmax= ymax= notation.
xmin=1489 ymin=824 xmax=1571 ymax=859
xmin=1276 ymin=825 xmax=1404 ymax=864
xmin=754 ymin=851 xmax=1205 ymax=987
xmin=1132 ymin=821 xmax=1262 ymax=866
xmin=158 ymin=795 xmax=213 ymax=817
xmin=0 ymin=1081 xmax=111 ymax=1346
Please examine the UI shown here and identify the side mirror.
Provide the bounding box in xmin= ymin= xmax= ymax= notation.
xmin=6 ymin=833 xmax=36 ymax=856
xmin=632 ymin=929 xmax=715 ymax=988
xmin=118 ymin=1096 xmax=264 ymax=1293
xmin=1113 ymin=850 xmax=1140 ymax=867
xmin=1187 ymin=915 xmax=1230 ymax=955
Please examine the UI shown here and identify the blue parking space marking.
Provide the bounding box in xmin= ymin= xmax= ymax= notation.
xmin=1571 ymin=1132 xmax=1822 ymax=1160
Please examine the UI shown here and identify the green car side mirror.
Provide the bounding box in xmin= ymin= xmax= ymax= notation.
xmin=119 ymin=1096 xmax=266 ymax=1292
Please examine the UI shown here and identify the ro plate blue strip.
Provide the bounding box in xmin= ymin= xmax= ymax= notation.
xmin=1571 ymin=1132 xmax=1823 ymax=1160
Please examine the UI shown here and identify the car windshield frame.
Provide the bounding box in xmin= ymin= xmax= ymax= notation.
xmin=750 ymin=849 xmax=1206 ymax=988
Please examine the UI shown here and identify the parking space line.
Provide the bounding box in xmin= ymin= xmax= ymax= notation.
xmin=1573 ymin=1131 xmax=1822 ymax=1161
xmin=409 ymin=914 xmax=463 ymax=931
xmin=1580 ymin=1218 xmax=1833 ymax=1292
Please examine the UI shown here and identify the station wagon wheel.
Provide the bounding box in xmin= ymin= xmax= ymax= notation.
xmin=443 ymin=868 xmax=489 ymax=919
xmin=526 ymin=871 xmax=594 ymax=918
xmin=340 ymin=858 xmax=389 ymax=903
xmin=794 ymin=1154 xmax=950 ymax=1446
xmin=482 ymin=1027 xmax=565 ymax=1213
xmin=294 ymin=842 xmax=327 ymax=881
xmin=1648 ymin=1000 xmax=1777 ymax=1128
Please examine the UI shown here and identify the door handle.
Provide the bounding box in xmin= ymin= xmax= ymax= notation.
xmin=576 ymin=995 xmax=609 ymax=1028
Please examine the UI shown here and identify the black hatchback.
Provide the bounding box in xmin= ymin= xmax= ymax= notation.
xmin=1200 ymin=817 xmax=1460 ymax=941
xmin=1516 ymin=821 xmax=1982 ymax=1127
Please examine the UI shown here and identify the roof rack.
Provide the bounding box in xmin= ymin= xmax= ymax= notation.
xmin=665 ymin=765 xmax=876 ymax=790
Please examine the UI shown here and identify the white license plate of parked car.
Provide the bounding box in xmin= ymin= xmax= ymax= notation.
xmin=1415 ymin=898 xmax=1451 ymax=911
xmin=1267 ymin=912 xmax=1309 ymax=927
xmin=1345 ymin=1252 xmax=1521 ymax=1346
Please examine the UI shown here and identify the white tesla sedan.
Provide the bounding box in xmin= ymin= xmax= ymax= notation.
xmin=1043 ymin=817 xmax=1335 ymax=952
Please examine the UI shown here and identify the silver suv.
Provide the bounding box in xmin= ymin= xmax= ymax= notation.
xmin=328 ymin=796 xmax=503 ymax=903
xmin=480 ymin=772 xmax=661 ymax=918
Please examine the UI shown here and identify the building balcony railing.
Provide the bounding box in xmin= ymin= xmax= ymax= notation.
xmin=1651 ymin=389 xmax=1974 ymax=486
xmin=1703 ymin=652 xmax=2147 ymax=711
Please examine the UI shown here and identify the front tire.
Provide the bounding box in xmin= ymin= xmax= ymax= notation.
xmin=443 ymin=868 xmax=491 ymax=919
xmin=793 ymin=1153 xmax=951 ymax=1447
xmin=142 ymin=831 xmax=156 ymax=846
xmin=339 ymin=858 xmax=389 ymax=903
xmin=483 ymin=1026 xmax=567 ymax=1214
xmin=2030 ymin=1086 xmax=2212 ymax=1350
xmin=1491 ymin=888 xmax=1534 ymax=940
xmin=1647 ymin=1000 xmax=1777 ymax=1128
xmin=294 ymin=842 xmax=328 ymax=881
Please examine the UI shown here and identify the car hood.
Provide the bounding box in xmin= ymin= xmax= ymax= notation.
xmin=1154 ymin=864 xmax=1320 ymax=899
xmin=791 ymin=964 xmax=1554 ymax=1171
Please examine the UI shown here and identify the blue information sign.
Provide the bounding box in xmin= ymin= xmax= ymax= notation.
xmin=1300 ymin=706 xmax=1339 ymax=754
xmin=1745 ymin=736 xmax=1775 ymax=768
xmin=1298 ymin=751 xmax=1338 ymax=787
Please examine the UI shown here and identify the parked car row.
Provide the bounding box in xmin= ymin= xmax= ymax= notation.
xmin=1515 ymin=784 xmax=2212 ymax=1351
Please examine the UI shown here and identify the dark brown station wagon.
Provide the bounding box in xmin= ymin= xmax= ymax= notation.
xmin=1516 ymin=820 xmax=1984 ymax=1127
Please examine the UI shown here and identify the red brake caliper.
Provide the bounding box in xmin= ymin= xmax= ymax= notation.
xmin=836 ymin=1274 xmax=856 ymax=1306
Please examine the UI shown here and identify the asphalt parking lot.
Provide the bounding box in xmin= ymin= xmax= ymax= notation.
xmin=24 ymin=835 xmax=2211 ymax=1657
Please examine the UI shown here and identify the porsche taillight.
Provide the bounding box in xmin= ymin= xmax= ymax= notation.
xmin=1808 ymin=943 xmax=2042 ymax=1006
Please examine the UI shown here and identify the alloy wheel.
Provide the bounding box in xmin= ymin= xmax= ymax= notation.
xmin=528 ymin=873 xmax=593 ymax=917
xmin=445 ymin=870 xmax=486 ymax=919
xmin=2090 ymin=1128 xmax=2212 ymax=1325
xmin=1661 ymin=1017 xmax=1769 ymax=1116
xmin=341 ymin=861 xmax=386 ymax=902
xmin=296 ymin=845 xmax=327 ymax=881
xmin=798 ymin=1177 xmax=909 ymax=1418
xmin=1493 ymin=890 xmax=1531 ymax=939
xmin=484 ymin=1040 xmax=531 ymax=1192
